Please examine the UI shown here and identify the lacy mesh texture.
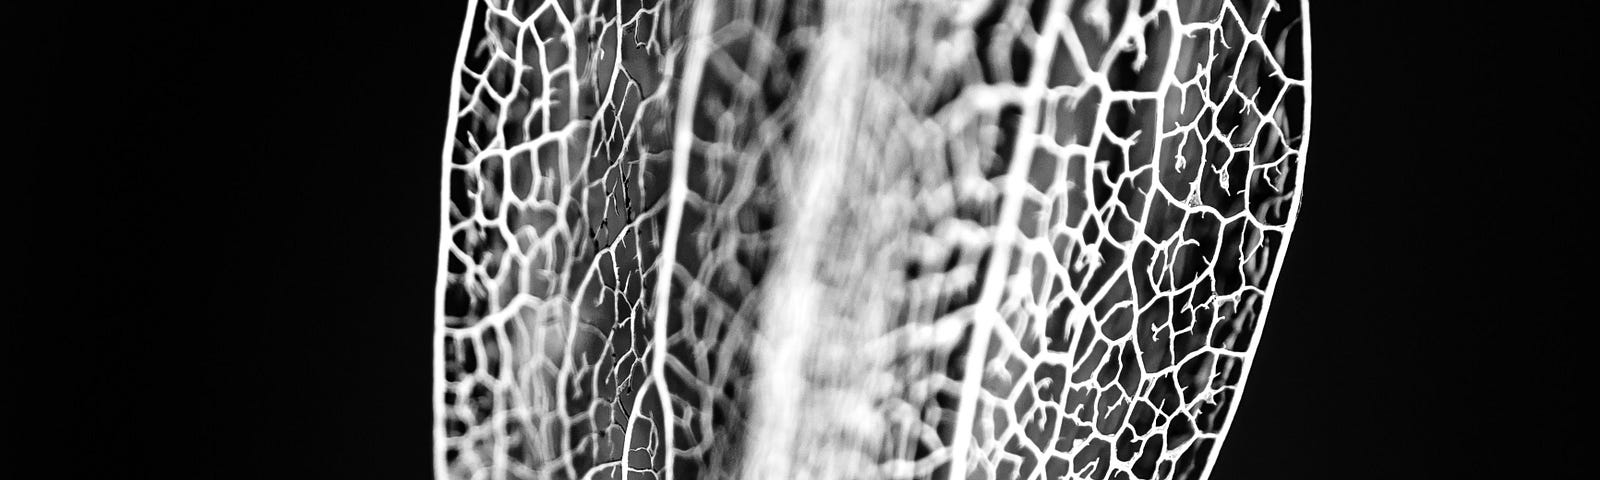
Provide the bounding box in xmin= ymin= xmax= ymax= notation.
xmin=435 ymin=0 xmax=1309 ymax=479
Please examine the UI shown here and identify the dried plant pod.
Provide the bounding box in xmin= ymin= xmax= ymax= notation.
xmin=434 ymin=1 xmax=1310 ymax=479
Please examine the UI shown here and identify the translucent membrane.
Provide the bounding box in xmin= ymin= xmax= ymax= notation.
xmin=435 ymin=1 xmax=1309 ymax=478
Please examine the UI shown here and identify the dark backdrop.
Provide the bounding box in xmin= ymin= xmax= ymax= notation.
xmin=23 ymin=1 xmax=1587 ymax=478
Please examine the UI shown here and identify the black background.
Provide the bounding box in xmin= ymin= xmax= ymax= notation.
xmin=21 ymin=1 xmax=1588 ymax=478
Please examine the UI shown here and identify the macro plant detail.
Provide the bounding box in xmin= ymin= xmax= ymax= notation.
xmin=435 ymin=0 xmax=1309 ymax=478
